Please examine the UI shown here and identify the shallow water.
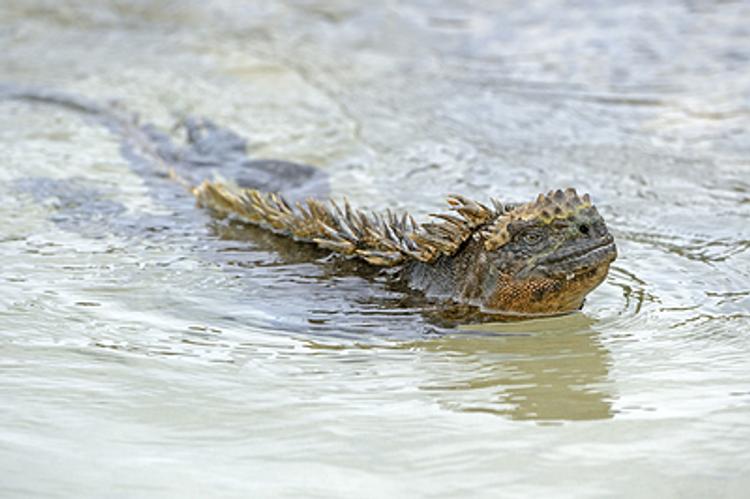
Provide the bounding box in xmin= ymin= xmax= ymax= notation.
xmin=1 ymin=1 xmax=749 ymax=497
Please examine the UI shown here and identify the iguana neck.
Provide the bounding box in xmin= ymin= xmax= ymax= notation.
xmin=403 ymin=236 xmax=490 ymax=306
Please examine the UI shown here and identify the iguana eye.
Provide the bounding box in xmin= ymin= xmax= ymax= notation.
xmin=523 ymin=231 xmax=543 ymax=245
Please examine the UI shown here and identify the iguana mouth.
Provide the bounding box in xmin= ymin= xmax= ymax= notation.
xmin=535 ymin=234 xmax=617 ymax=278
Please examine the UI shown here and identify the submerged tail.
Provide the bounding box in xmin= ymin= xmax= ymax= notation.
xmin=1 ymin=84 xmax=507 ymax=267
xmin=0 ymin=84 xmax=193 ymax=188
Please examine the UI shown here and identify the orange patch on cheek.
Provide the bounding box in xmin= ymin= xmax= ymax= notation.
xmin=483 ymin=277 xmax=567 ymax=314
xmin=481 ymin=264 xmax=611 ymax=315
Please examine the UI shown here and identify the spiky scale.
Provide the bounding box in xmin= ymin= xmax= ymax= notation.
xmin=193 ymin=180 xmax=593 ymax=269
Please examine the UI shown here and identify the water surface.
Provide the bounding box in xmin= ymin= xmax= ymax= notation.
xmin=1 ymin=1 xmax=749 ymax=497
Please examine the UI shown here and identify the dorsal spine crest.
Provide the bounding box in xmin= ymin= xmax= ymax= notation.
xmin=193 ymin=181 xmax=591 ymax=268
xmin=192 ymin=181 xmax=513 ymax=267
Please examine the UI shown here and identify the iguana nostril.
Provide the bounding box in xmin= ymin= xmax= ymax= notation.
xmin=579 ymin=224 xmax=590 ymax=236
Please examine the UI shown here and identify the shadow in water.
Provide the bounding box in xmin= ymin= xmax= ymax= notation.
xmin=411 ymin=315 xmax=614 ymax=421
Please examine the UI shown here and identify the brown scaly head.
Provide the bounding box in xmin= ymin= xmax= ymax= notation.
xmin=450 ymin=188 xmax=617 ymax=315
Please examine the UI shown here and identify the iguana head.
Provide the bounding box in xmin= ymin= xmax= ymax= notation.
xmin=467 ymin=188 xmax=616 ymax=315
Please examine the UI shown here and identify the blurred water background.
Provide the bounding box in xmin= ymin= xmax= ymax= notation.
xmin=1 ymin=1 xmax=749 ymax=497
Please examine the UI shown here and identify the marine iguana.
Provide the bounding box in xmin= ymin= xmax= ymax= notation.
xmin=2 ymin=85 xmax=617 ymax=317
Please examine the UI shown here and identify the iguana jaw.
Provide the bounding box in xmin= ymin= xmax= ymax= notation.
xmin=477 ymin=239 xmax=616 ymax=316
xmin=480 ymin=263 xmax=613 ymax=316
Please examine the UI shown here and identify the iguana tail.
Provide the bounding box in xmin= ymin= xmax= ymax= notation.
xmin=0 ymin=84 xmax=185 ymax=184
xmin=1 ymin=83 xmax=507 ymax=268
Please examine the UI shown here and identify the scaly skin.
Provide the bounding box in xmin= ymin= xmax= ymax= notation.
xmin=403 ymin=194 xmax=616 ymax=315
xmin=194 ymin=182 xmax=617 ymax=316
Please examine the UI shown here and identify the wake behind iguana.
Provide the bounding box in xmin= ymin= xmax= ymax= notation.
xmin=2 ymin=85 xmax=617 ymax=317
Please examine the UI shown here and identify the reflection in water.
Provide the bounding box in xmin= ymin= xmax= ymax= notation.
xmin=414 ymin=315 xmax=613 ymax=421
